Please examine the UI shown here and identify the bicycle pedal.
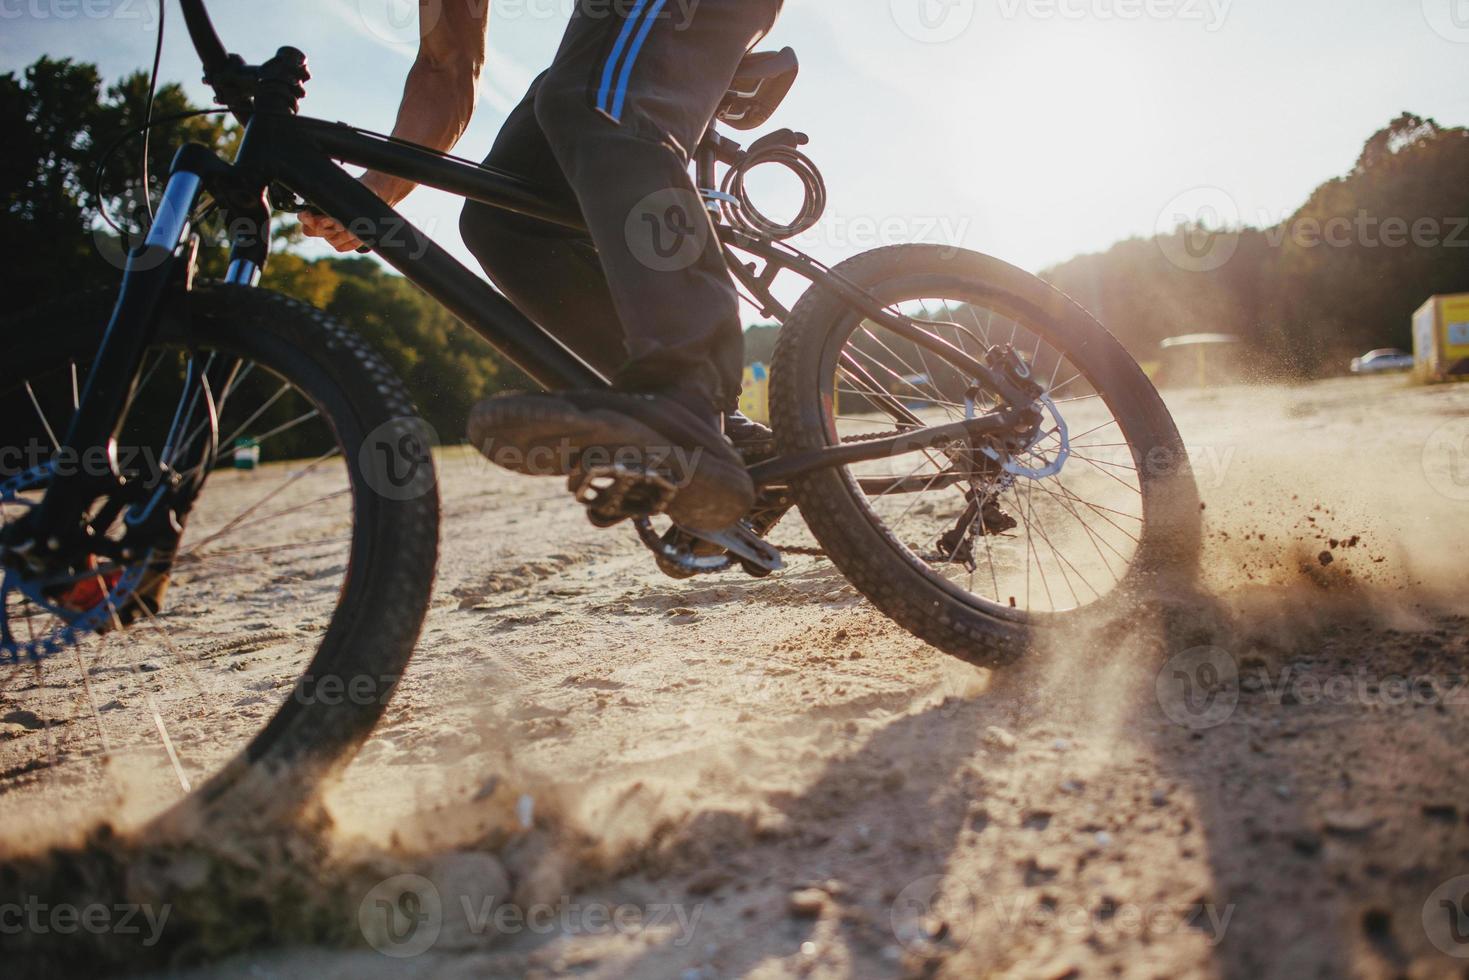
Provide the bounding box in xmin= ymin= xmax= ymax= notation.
xmin=568 ymin=464 xmax=677 ymax=528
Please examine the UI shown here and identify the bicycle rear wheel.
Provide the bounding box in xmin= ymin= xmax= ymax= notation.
xmin=769 ymin=245 xmax=1201 ymax=666
xmin=0 ymin=283 xmax=439 ymax=823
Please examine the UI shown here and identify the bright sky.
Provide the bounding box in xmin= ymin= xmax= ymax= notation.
xmin=5 ymin=0 xmax=1469 ymax=283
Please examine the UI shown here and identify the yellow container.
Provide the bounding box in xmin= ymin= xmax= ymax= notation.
xmin=740 ymin=362 xmax=770 ymax=424
xmin=1413 ymin=293 xmax=1469 ymax=382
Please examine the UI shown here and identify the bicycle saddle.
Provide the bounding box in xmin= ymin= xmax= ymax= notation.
xmin=717 ymin=47 xmax=799 ymax=130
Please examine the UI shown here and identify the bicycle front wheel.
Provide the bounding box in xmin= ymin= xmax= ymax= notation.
xmin=0 ymin=283 xmax=439 ymax=823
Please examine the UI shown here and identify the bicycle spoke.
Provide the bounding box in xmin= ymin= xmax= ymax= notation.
xmin=182 ymin=447 xmax=341 ymax=555
xmin=94 ymin=576 xmax=191 ymax=794
xmin=820 ymin=289 xmax=1153 ymax=617
xmin=214 ymin=379 xmax=292 ymax=458
xmin=24 ymin=380 xmax=60 ymax=451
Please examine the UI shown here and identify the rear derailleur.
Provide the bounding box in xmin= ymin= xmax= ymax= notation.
xmin=930 ymin=484 xmax=1018 ymax=573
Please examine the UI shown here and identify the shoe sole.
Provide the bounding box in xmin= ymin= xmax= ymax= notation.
xmin=468 ymin=397 xmax=755 ymax=531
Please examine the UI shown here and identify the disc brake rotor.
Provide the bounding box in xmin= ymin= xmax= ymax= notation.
xmin=973 ymin=393 xmax=1071 ymax=481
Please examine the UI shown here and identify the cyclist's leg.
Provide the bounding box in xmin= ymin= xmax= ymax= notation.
xmin=530 ymin=0 xmax=784 ymax=413
xmin=459 ymin=75 xmax=628 ymax=381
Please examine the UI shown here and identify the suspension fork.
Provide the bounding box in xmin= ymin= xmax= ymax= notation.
xmin=18 ymin=147 xmax=215 ymax=554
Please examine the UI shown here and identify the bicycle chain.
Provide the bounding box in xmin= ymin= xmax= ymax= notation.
xmin=762 ymin=429 xmax=911 ymax=559
xmin=765 ymin=427 xmax=995 ymax=560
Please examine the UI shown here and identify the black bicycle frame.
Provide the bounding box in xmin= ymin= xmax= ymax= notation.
xmin=34 ymin=8 xmax=1036 ymax=549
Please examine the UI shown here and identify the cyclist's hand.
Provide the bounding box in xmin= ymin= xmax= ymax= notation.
xmin=299 ymin=172 xmax=413 ymax=253
xmin=300 ymin=210 xmax=364 ymax=252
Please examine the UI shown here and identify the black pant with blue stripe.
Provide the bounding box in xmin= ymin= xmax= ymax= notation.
xmin=460 ymin=0 xmax=783 ymax=413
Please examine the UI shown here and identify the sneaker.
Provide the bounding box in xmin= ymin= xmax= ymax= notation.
xmin=468 ymin=390 xmax=755 ymax=531
xmin=724 ymin=411 xmax=775 ymax=463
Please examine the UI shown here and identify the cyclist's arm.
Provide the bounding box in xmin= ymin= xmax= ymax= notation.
xmin=303 ymin=0 xmax=488 ymax=250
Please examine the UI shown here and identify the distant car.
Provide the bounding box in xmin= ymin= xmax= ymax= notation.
xmin=1350 ymin=348 xmax=1414 ymax=374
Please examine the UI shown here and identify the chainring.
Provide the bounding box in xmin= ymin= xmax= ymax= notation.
xmin=1 ymin=462 xmax=153 ymax=663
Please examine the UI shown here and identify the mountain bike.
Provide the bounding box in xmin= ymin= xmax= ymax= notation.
xmin=0 ymin=0 xmax=1201 ymax=818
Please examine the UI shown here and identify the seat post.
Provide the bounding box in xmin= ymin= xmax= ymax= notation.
xmin=695 ymin=127 xmax=719 ymax=195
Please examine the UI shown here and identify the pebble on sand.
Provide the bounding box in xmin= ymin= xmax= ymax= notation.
xmin=788 ymin=888 xmax=829 ymax=918
xmin=984 ymin=726 xmax=1018 ymax=750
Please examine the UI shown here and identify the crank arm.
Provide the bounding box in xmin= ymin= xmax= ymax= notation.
xmin=681 ymin=522 xmax=784 ymax=573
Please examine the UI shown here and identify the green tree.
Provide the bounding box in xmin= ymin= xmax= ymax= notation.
xmin=2 ymin=57 xmax=514 ymax=444
xmin=1 ymin=57 xmax=232 ymax=310
xmin=1043 ymin=112 xmax=1469 ymax=379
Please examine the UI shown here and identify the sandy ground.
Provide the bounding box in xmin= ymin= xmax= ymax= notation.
xmin=3 ymin=372 xmax=1468 ymax=979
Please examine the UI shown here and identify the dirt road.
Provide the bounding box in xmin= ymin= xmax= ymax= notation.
xmin=3 ymin=373 xmax=1468 ymax=979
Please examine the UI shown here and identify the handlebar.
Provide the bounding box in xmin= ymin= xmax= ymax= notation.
xmin=178 ymin=0 xmax=229 ymax=77
xmin=176 ymin=0 xmax=310 ymax=123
